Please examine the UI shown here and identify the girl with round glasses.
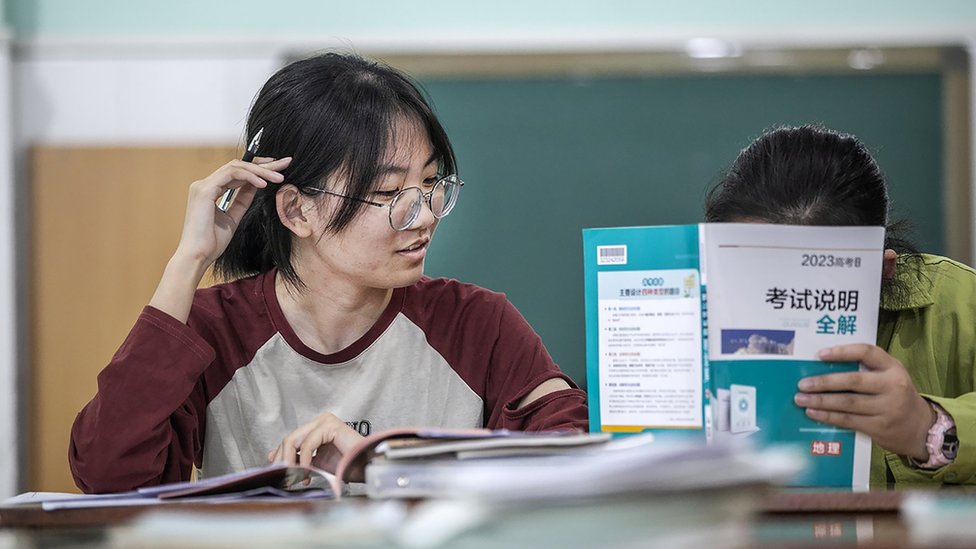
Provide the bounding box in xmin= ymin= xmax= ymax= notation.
xmin=69 ymin=52 xmax=587 ymax=493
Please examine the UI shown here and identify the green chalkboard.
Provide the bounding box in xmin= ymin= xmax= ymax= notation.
xmin=419 ymin=72 xmax=944 ymax=388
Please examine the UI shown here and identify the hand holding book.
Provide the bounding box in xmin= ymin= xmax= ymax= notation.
xmin=798 ymin=344 xmax=935 ymax=462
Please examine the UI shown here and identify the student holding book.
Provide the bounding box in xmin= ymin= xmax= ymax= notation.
xmin=69 ymin=52 xmax=587 ymax=494
xmin=705 ymin=125 xmax=976 ymax=486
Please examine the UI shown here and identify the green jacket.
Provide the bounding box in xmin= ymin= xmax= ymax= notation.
xmin=872 ymin=254 xmax=976 ymax=486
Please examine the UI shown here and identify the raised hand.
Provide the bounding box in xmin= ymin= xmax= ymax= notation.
xmin=149 ymin=156 xmax=290 ymax=323
xmin=176 ymin=157 xmax=291 ymax=266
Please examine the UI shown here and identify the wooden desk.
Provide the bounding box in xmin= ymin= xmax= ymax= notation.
xmin=0 ymin=498 xmax=328 ymax=529
xmin=761 ymin=490 xmax=904 ymax=514
xmin=0 ymin=490 xmax=952 ymax=548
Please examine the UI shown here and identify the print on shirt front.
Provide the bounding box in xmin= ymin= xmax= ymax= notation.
xmin=347 ymin=420 xmax=371 ymax=437
xmin=201 ymin=314 xmax=483 ymax=478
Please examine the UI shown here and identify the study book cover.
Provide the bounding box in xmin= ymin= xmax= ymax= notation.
xmin=582 ymin=223 xmax=884 ymax=489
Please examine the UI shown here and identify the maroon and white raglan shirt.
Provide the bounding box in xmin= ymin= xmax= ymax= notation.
xmin=68 ymin=270 xmax=588 ymax=493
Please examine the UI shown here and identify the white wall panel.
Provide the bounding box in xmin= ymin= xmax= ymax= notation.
xmin=15 ymin=57 xmax=281 ymax=145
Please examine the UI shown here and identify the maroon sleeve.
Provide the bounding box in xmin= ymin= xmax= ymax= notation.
xmin=497 ymin=388 xmax=589 ymax=431
xmin=68 ymin=306 xmax=214 ymax=493
xmin=482 ymin=299 xmax=589 ymax=432
xmin=408 ymin=279 xmax=588 ymax=433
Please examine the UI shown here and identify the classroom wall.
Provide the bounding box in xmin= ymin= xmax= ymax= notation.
xmin=4 ymin=1 xmax=976 ymax=44
xmin=418 ymin=71 xmax=947 ymax=405
xmin=2 ymin=0 xmax=974 ymax=496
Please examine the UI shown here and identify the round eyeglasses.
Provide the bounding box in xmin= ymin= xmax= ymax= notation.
xmin=307 ymin=174 xmax=464 ymax=231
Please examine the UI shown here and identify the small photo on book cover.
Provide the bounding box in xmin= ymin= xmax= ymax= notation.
xmin=721 ymin=329 xmax=795 ymax=356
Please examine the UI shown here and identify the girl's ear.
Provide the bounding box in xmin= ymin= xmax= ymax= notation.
xmin=882 ymin=248 xmax=898 ymax=280
xmin=275 ymin=184 xmax=313 ymax=238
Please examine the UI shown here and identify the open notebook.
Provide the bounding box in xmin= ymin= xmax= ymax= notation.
xmin=3 ymin=464 xmax=335 ymax=511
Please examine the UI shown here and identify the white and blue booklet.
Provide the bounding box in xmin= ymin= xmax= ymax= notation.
xmin=582 ymin=223 xmax=885 ymax=489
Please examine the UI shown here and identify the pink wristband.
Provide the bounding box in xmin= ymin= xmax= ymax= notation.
xmin=908 ymin=402 xmax=957 ymax=470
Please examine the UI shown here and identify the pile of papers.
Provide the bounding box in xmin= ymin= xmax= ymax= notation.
xmin=353 ymin=430 xmax=801 ymax=501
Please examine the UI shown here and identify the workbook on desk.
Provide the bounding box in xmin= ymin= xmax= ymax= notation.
xmin=330 ymin=428 xmax=614 ymax=499
xmin=582 ymin=223 xmax=884 ymax=489
xmin=332 ymin=427 xmax=801 ymax=501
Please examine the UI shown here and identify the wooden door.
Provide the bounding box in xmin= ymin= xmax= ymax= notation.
xmin=30 ymin=146 xmax=237 ymax=492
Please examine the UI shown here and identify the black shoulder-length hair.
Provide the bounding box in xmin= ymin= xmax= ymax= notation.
xmin=213 ymin=52 xmax=456 ymax=287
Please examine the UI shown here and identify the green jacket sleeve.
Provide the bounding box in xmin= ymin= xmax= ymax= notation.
xmin=883 ymin=394 xmax=976 ymax=485
xmin=879 ymin=255 xmax=976 ymax=486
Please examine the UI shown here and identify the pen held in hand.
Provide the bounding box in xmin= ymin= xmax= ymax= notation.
xmin=216 ymin=127 xmax=264 ymax=212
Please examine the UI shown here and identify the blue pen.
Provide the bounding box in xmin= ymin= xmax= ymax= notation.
xmin=216 ymin=127 xmax=264 ymax=212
